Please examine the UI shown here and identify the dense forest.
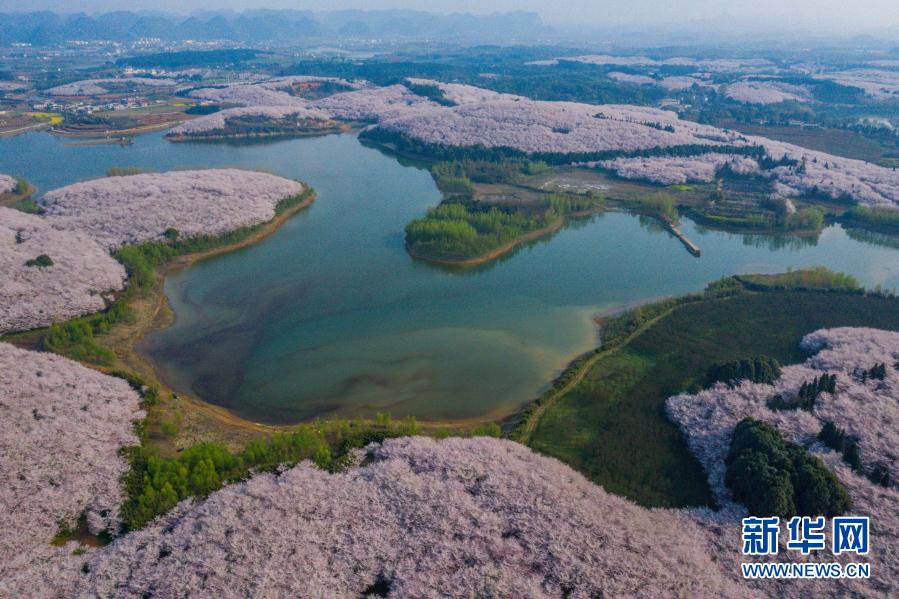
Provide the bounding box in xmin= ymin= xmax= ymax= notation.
xmin=725 ymin=418 xmax=851 ymax=518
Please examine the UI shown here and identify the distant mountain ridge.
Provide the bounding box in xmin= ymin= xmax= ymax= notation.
xmin=0 ymin=9 xmax=552 ymax=46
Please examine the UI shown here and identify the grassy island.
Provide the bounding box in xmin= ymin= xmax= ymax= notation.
xmin=405 ymin=193 xmax=603 ymax=264
xmin=404 ymin=157 xmax=605 ymax=264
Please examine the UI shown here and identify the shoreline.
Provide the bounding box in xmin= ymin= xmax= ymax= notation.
xmin=99 ymin=187 xmax=509 ymax=446
xmin=510 ymin=301 xmax=685 ymax=444
xmin=3 ymin=189 xmax=322 ymax=451
xmin=113 ymin=191 xmax=322 ymax=444
xmin=3 ymin=182 xmax=534 ymax=448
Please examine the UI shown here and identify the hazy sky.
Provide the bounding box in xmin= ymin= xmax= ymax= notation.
xmin=2 ymin=0 xmax=898 ymax=31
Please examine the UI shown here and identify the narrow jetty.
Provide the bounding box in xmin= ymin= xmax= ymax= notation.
xmin=668 ymin=224 xmax=701 ymax=256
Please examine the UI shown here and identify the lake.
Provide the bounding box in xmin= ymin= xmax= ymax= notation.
xmin=2 ymin=131 xmax=898 ymax=423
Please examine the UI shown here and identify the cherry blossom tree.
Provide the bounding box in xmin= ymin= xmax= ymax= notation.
xmin=0 ymin=174 xmax=17 ymax=194
xmin=0 ymin=343 xmax=143 ymax=596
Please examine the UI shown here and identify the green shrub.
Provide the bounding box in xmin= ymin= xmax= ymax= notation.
xmin=10 ymin=198 xmax=42 ymax=214
xmin=869 ymin=464 xmax=891 ymax=487
xmin=106 ymin=167 xmax=153 ymax=177
xmin=842 ymin=438 xmax=862 ymax=472
xmin=843 ymin=205 xmax=899 ymax=234
xmin=185 ymin=104 xmax=221 ymax=115
xmin=628 ymin=192 xmax=679 ymax=224
xmin=818 ymin=421 xmax=846 ymax=452
xmin=404 ymin=81 xmax=456 ymax=106
xmin=768 ymin=374 xmax=836 ymax=411
xmin=25 ymin=254 xmax=54 ymax=267
xmin=785 ymin=206 xmax=824 ymax=231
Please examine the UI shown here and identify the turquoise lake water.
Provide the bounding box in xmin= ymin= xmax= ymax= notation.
xmin=2 ymin=131 xmax=898 ymax=423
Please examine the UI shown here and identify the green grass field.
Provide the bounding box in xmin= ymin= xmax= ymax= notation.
xmin=526 ymin=289 xmax=899 ymax=509
xmin=723 ymin=121 xmax=894 ymax=165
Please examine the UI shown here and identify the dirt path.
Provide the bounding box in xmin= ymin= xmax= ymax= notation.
xmin=515 ymin=306 xmax=678 ymax=445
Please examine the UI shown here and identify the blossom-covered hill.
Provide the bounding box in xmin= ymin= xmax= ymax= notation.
xmin=179 ymin=82 xmax=438 ymax=136
xmin=669 ymin=327 xmax=898 ymax=501
xmin=44 ymin=77 xmax=178 ymax=96
xmin=167 ymin=105 xmax=333 ymax=137
xmin=76 ymin=436 xmax=743 ymax=598
xmin=371 ymin=81 xmax=898 ymax=208
xmin=40 ymin=169 xmax=306 ymax=250
xmin=725 ymin=81 xmax=813 ymax=105
xmin=374 ymin=91 xmax=742 ymax=154
xmin=0 ymin=343 xmax=143 ymax=596
xmin=1 ymin=328 xmax=895 ymax=596
xmin=180 ymin=77 xmax=899 ymax=207
xmin=310 ymin=83 xmax=439 ymax=122
xmin=592 ymin=154 xmax=760 ymax=185
xmin=0 ymin=207 xmax=126 ymax=334
xmin=668 ymin=327 xmax=898 ymax=597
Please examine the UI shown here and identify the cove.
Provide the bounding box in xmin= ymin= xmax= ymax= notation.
xmin=2 ymin=131 xmax=899 ymax=424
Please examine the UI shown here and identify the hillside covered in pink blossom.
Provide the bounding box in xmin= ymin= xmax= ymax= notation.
xmin=0 ymin=327 xmax=892 ymax=596
xmin=44 ymin=77 xmax=178 ymax=96
xmin=168 ymin=105 xmax=333 ymax=136
xmin=0 ymin=343 xmax=143 ymax=596
xmin=40 ymin=169 xmax=306 ymax=250
xmin=175 ymin=77 xmax=899 ymax=208
xmin=668 ymin=327 xmax=898 ymax=597
xmin=0 ymin=207 xmax=126 ymax=334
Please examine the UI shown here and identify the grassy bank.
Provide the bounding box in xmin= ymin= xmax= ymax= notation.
xmin=840 ymin=205 xmax=899 ymax=236
xmin=684 ymin=204 xmax=826 ymax=234
xmin=514 ymin=271 xmax=899 ymax=509
xmin=120 ymin=406 xmax=501 ymax=531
